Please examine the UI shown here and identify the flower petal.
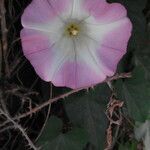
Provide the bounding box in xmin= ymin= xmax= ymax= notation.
xmin=22 ymin=0 xmax=68 ymax=31
xmin=52 ymin=61 xmax=106 ymax=89
xmin=51 ymin=37 xmax=106 ymax=89
xmin=101 ymin=18 xmax=132 ymax=51
xmin=82 ymin=17 xmax=132 ymax=77
xmin=64 ymin=0 xmax=88 ymax=20
xmin=21 ymin=29 xmax=75 ymax=82
xmin=21 ymin=29 xmax=52 ymax=56
xmin=86 ymin=17 xmax=132 ymax=48
xmin=20 ymin=28 xmax=56 ymax=80
xmin=21 ymin=30 xmax=106 ymax=89
xmin=74 ymin=36 xmax=114 ymax=81
xmin=84 ymin=0 xmax=127 ymax=24
xmin=96 ymin=46 xmax=124 ymax=75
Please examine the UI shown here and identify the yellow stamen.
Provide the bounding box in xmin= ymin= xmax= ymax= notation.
xmin=66 ymin=24 xmax=80 ymax=37
xmin=70 ymin=28 xmax=79 ymax=36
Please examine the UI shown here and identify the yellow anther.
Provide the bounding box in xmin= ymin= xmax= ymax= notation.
xmin=70 ymin=28 xmax=79 ymax=36
xmin=66 ymin=24 xmax=80 ymax=37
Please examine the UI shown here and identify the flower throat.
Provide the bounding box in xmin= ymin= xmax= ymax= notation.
xmin=66 ymin=23 xmax=80 ymax=37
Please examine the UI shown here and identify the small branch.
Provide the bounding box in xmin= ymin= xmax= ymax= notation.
xmin=0 ymin=0 xmax=9 ymax=76
xmin=105 ymin=72 xmax=131 ymax=82
xmin=14 ymin=88 xmax=82 ymax=119
xmin=0 ymin=72 xmax=131 ymax=128
xmin=0 ymin=108 xmax=38 ymax=150
xmin=35 ymin=83 xmax=53 ymax=141
xmin=0 ymin=125 xmax=14 ymax=133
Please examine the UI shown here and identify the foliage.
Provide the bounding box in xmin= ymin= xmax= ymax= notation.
xmin=64 ymin=84 xmax=110 ymax=150
xmin=37 ymin=116 xmax=88 ymax=150
xmin=115 ymin=67 xmax=150 ymax=122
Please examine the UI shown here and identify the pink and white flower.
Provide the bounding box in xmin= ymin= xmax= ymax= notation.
xmin=21 ymin=0 xmax=132 ymax=89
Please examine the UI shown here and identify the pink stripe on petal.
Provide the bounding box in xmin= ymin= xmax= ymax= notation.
xmin=22 ymin=0 xmax=69 ymax=28
xmin=84 ymin=0 xmax=127 ymax=24
xmin=52 ymin=61 xmax=106 ymax=89
xmin=27 ymin=49 xmax=53 ymax=81
xmin=21 ymin=28 xmax=54 ymax=81
xmin=95 ymin=18 xmax=132 ymax=76
xmin=20 ymin=29 xmax=51 ymax=56
xmin=101 ymin=18 xmax=132 ymax=51
xmin=83 ymin=0 xmax=107 ymax=16
xmin=22 ymin=0 xmax=55 ymax=25
xmin=96 ymin=46 xmax=125 ymax=76
xmin=49 ymin=0 xmax=70 ymax=19
xmin=21 ymin=30 xmax=74 ymax=83
xmin=96 ymin=3 xmax=127 ymax=24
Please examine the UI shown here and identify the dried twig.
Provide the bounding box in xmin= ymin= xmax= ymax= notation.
xmin=0 ymin=125 xmax=14 ymax=133
xmin=35 ymin=83 xmax=53 ymax=141
xmin=105 ymin=72 xmax=131 ymax=82
xmin=0 ymin=72 xmax=131 ymax=128
xmin=0 ymin=108 xmax=39 ymax=150
xmin=0 ymin=0 xmax=9 ymax=76
xmin=105 ymin=93 xmax=124 ymax=150
xmin=0 ymin=4 xmax=38 ymax=143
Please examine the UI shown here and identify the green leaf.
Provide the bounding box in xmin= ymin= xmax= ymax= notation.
xmin=65 ymin=84 xmax=111 ymax=150
xmin=135 ymin=27 xmax=150 ymax=81
xmin=118 ymin=141 xmax=138 ymax=150
xmin=37 ymin=116 xmax=88 ymax=150
xmin=115 ymin=68 xmax=150 ymax=122
xmin=128 ymin=12 xmax=147 ymax=50
xmin=37 ymin=116 xmax=63 ymax=143
xmin=135 ymin=53 xmax=150 ymax=81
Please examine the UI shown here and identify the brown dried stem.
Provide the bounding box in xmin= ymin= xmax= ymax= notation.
xmin=105 ymin=93 xmax=124 ymax=150
xmin=0 ymin=72 xmax=131 ymax=128
xmin=0 ymin=108 xmax=39 ymax=150
xmin=0 ymin=0 xmax=9 ymax=76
